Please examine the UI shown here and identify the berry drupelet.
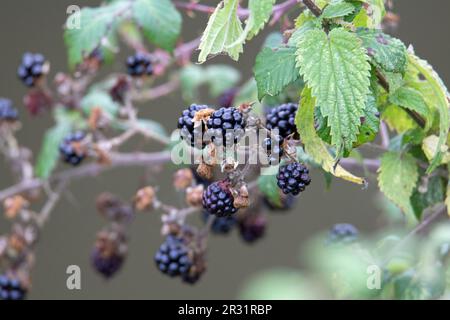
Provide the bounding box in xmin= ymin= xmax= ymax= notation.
xmin=202 ymin=211 xmax=236 ymax=234
xmin=17 ymin=52 xmax=46 ymax=87
xmin=276 ymin=162 xmax=311 ymax=195
xmin=126 ymin=52 xmax=153 ymax=77
xmin=326 ymin=223 xmax=359 ymax=245
xmin=205 ymin=107 xmax=245 ymax=147
xmin=155 ymin=235 xmax=192 ymax=277
xmin=177 ymin=104 xmax=208 ymax=148
xmin=202 ymin=180 xmax=238 ymax=217
xmin=59 ymin=131 xmax=87 ymax=166
xmin=0 ymin=275 xmax=26 ymax=300
xmin=265 ymin=103 xmax=298 ymax=139
xmin=0 ymin=98 xmax=19 ymax=122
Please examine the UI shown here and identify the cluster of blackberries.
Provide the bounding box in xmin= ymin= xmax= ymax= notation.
xmin=0 ymin=98 xmax=19 ymax=122
xmin=177 ymin=104 xmax=208 ymax=147
xmin=202 ymin=211 xmax=236 ymax=234
xmin=326 ymin=223 xmax=359 ymax=245
xmin=154 ymin=235 xmax=192 ymax=277
xmin=276 ymin=162 xmax=311 ymax=195
xmin=17 ymin=52 xmax=46 ymax=87
xmin=59 ymin=131 xmax=87 ymax=166
xmin=202 ymin=180 xmax=238 ymax=217
xmin=126 ymin=52 xmax=153 ymax=77
xmin=0 ymin=275 xmax=26 ymax=300
xmin=206 ymin=107 xmax=245 ymax=147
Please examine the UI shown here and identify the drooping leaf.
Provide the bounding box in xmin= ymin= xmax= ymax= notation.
xmin=132 ymin=0 xmax=181 ymax=51
xmin=357 ymin=29 xmax=407 ymax=73
xmin=296 ymin=28 xmax=371 ymax=154
xmin=322 ymin=1 xmax=356 ymax=19
xmin=378 ymin=151 xmax=419 ymax=215
xmin=254 ymin=46 xmax=300 ymax=100
xmin=198 ymin=0 xmax=244 ymax=63
xmin=407 ymin=53 xmax=450 ymax=174
xmin=296 ymin=87 xmax=366 ymax=185
xmin=64 ymin=2 xmax=129 ymax=69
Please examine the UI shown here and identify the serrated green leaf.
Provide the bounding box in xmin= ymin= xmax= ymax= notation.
xmin=258 ymin=174 xmax=282 ymax=208
xmin=357 ymin=29 xmax=407 ymax=74
xmin=389 ymin=86 xmax=432 ymax=130
xmin=64 ymin=2 xmax=128 ymax=69
xmin=132 ymin=0 xmax=181 ymax=51
xmin=411 ymin=175 xmax=445 ymax=220
xmin=407 ymin=53 xmax=450 ymax=174
xmin=296 ymin=28 xmax=371 ymax=154
xmin=296 ymin=87 xmax=366 ymax=185
xmin=81 ymin=90 xmax=120 ymax=117
xmin=378 ymin=151 xmax=419 ymax=215
xmin=198 ymin=0 xmax=244 ymax=63
xmin=322 ymin=1 xmax=355 ymax=19
xmin=254 ymin=46 xmax=300 ymax=100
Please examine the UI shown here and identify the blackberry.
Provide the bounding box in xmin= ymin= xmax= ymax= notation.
xmin=17 ymin=52 xmax=46 ymax=87
xmin=155 ymin=235 xmax=192 ymax=277
xmin=263 ymin=134 xmax=284 ymax=164
xmin=326 ymin=223 xmax=359 ymax=245
xmin=126 ymin=52 xmax=153 ymax=77
xmin=59 ymin=131 xmax=87 ymax=166
xmin=91 ymin=249 xmax=124 ymax=278
xmin=91 ymin=229 xmax=127 ymax=278
xmin=239 ymin=214 xmax=267 ymax=243
xmin=177 ymin=104 xmax=209 ymax=148
xmin=263 ymin=194 xmax=295 ymax=212
xmin=0 ymin=98 xmax=19 ymax=122
xmin=202 ymin=211 xmax=236 ymax=234
xmin=276 ymin=162 xmax=311 ymax=195
xmin=202 ymin=180 xmax=238 ymax=217
xmin=0 ymin=275 xmax=26 ymax=300
xmin=265 ymin=103 xmax=298 ymax=138
xmin=205 ymin=107 xmax=245 ymax=147
xmin=218 ymin=88 xmax=238 ymax=108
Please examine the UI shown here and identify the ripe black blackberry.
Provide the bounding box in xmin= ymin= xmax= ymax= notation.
xmin=205 ymin=107 xmax=245 ymax=146
xmin=17 ymin=52 xmax=46 ymax=87
xmin=0 ymin=275 xmax=26 ymax=300
xmin=126 ymin=52 xmax=153 ymax=77
xmin=59 ymin=131 xmax=87 ymax=166
xmin=91 ymin=229 xmax=127 ymax=278
xmin=264 ymin=134 xmax=284 ymax=164
xmin=239 ymin=214 xmax=267 ymax=243
xmin=326 ymin=223 xmax=359 ymax=245
xmin=177 ymin=104 xmax=208 ymax=148
xmin=202 ymin=211 xmax=236 ymax=234
xmin=265 ymin=103 xmax=298 ymax=138
xmin=0 ymin=98 xmax=19 ymax=122
xmin=218 ymin=88 xmax=238 ymax=108
xmin=155 ymin=235 xmax=192 ymax=277
xmin=276 ymin=162 xmax=311 ymax=195
xmin=202 ymin=180 xmax=238 ymax=217
xmin=91 ymin=249 xmax=124 ymax=278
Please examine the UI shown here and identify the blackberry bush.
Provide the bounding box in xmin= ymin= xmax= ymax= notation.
xmin=202 ymin=180 xmax=238 ymax=217
xmin=276 ymin=162 xmax=311 ymax=195
xmin=59 ymin=131 xmax=87 ymax=166
xmin=17 ymin=52 xmax=46 ymax=87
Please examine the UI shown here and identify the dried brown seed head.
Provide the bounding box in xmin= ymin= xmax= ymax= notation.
xmin=196 ymin=162 xmax=214 ymax=180
xmin=3 ymin=196 xmax=28 ymax=219
xmin=133 ymin=186 xmax=156 ymax=212
xmin=185 ymin=185 xmax=204 ymax=207
xmin=193 ymin=108 xmax=215 ymax=123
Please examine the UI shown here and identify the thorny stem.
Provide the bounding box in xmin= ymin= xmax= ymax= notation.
xmin=37 ymin=181 xmax=67 ymax=228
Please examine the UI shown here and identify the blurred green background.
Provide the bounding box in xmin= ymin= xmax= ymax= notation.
xmin=0 ymin=0 xmax=449 ymax=299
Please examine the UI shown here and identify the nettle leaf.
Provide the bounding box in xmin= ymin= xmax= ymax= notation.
xmin=357 ymin=29 xmax=407 ymax=74
xmin=35 ymin=109 xmax=84 ymax=178
xmin=407 ymin=53 xmax=450 ymax=174
xmin=81 ymin=90 xmax=120 ymax=117
xmin=198 ymin=0 xmax=244 ymax=63
xmin=389 ymin=86 xmax=432 ymax=130
xmin=411 ymin=175 xmax=446 ymax=220
xmin=322 ymin=1 xmax=356 ymax=19
xmin=378 ymin=151 xmax=419 ymax=215
xmin=132 ymin=0 xmax=181 ymax=51
xmin=258 ymin=173 xmax=283 ymax=208
xmin=354 ymin=94 xmax=380 ymax=147
xmin=64 ymin=2 xmax=128 ymax=69
xmin=254 ymin=46 xmax=300 ymax=100
xmin=296 ymin=87 xmax=366 ymax=185
xmin=296 ymin=28 xmax=371 ymax=154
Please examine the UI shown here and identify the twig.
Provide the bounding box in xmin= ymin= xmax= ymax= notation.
xmin=379 ymin=121 xmax=390 ymax=149
xmin=132 ymin=77 xmax=180 ymax=102
xmin=37 ymin=181 xmax=67 ymax=227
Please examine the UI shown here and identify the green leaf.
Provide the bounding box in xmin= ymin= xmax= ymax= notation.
xmin=382 ymin=104 xmax=418 ymax=134
xmin=357 ymin=29 xmax=407 ymax=73
xmin=422 ymin=135 xmax=450 ymax=165
xmin=354 ymin=94 xmax=380 ymax=147
xmin=322 ymin=1 xmax=356 ymax=19
xmin=446 ymin=164 xmax=450 ymax=217
xmin=296 ymin=87 xmax=366 ymax=185
xmin=198 ymin=0 xmax=244 ymax=63
xmin=81 ymin=90 xmax=120 ymax=117
xmin=389 ymin=86 xmax=432 ymax=130
xmin=254 ymin=46 xmax=300 ymax=100
xmin=64 ymin=2 xmax=128 ymax=69
xmin=132 ymin=0 xmax=181 ymax=51
xmin=263 ymin=32 xmax=284 ymax=49
xmin=378 ymin=151 xmax=419 ymax=215
xmin=407 ymin=53 xmax=450 ymax=174
xmin=411 ymin=175 xmax=445 ymax=220
xmin=258 ymin=173 xmax=283 ymax=208
xmin=296 ymin=28 xmax=371 ymax=154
